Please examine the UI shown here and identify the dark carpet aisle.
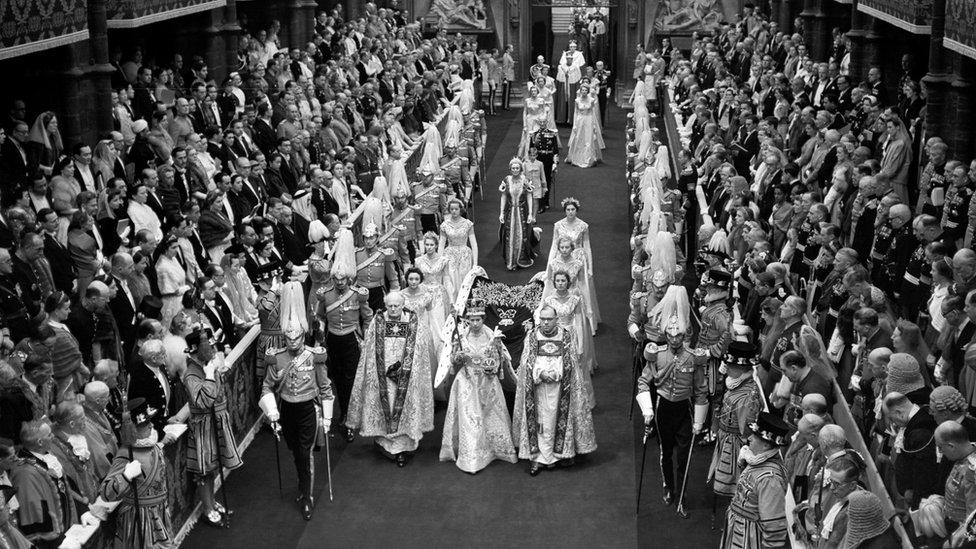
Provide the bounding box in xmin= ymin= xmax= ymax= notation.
xmin=182 ymin=106 xmax=713 ymax=548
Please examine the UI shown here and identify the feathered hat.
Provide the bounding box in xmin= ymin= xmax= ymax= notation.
xmin=279 ymin=280 xmax=308 ymax=339
xmin=645 ymin=230 xmax=677 ymax=283
xmin=649 ymin=285 xmax=691 ymax=337
xmin=701 ymin=228 xmax=731 ymax=261
xmin=331 ymin=229 xmax=357 ymax=280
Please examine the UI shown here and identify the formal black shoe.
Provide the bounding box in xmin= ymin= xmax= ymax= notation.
xmin=396 ymin=454 xmax=407 ymax=467
xmin=529 ymin=463 xmax=542 ymax=476
xmin=344 ymin=427 xmax=355 ymax=443
xmin=300 ymin=497 xmax=313 ymax=521
xmin=557 ymin=457 xmax=575 ymax=468
xmin=214 ymin=501 xmax=234 ymax=516
xmin=662 ymin=490 xmax=674 ymax=505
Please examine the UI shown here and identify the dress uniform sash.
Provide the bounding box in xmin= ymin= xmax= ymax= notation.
xmin=356 ymin=250 xmax=386 ymax=272
xmin=325 ymin=289 xmax=358 ymax=315
xmin=373 ymin=312 xmax=418 ymax=433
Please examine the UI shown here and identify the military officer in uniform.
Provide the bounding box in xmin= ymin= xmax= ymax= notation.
xmin=635 ymin=286 xmax=709 ymax=506
xmin=942 ymin=162 xmax=973 ymax=247
xmin=0 ymin=247 xmax=30 ymax=344
xmin=593 ymin=61 xmax=611 ymax=127
xmin=695 ymin=269 xmax=733 ymax=444
xmin=389 ymin=192 xmax=418 ymax=267
xmin=317 ymin=259 xmax=373 ymax=443
xmin=354 ymin=136 xmax=382 ymax=195
xmin=876 ymin=204 xmax=916 ymax=295
xmin=356 ymin=222 xmax=400 ymax=313
xmin=439 ymin=142 xmax=470 ymax=203
xmin=412 ymin=169 xmax=450 ymax=235
xmin=530 ymin=124 xmax=559 ymax=211
xmin=628 ymin=269 xmax=672 ymax=345
xmin=260 ymin=280 xmax=334 ymax=520
xmin=897 ymin=214 xmax=944 ymax=322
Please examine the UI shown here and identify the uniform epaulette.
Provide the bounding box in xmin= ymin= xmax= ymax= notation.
xmin=309 ymin=346 xmax=327 ymax=354
xmin=644 ymin=342 xmax=667 ymax=354
xmin=353 ymin=286 xmax=370 ymax=296
xmin=688 ymin=346 xmax=709 ymax=357
xmin=964 ymin=453 xmax=976 ymax=472
xmin=265 ymin=346 xmax=282 ymax=356
xmin=381 ymin=247 xmax=395 ymax=257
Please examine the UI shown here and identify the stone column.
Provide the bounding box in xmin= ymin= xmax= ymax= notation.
xmin=947 ymin=57 xmax=976 ymax=157
xmin=288 ymin=0 xmax=305 ymax=49
xmin=302 ymin=0 xmax=318 ymax=44
xmin=800 ymin=0 xmax=829 ymax=61
xmin=60 ymin=44 xmax=90 ymax=147
xmin=921 ymin=0 xmax=951 ymax=143
xmin=223 ymin=0 xmax=242 ymax=74
xmin=87 ymin=0 xmax=115 ymax=138
xmin=769 ymin=0 xmax=784 ymax=31
xmin=204 ymin=9 xmax=225 ymax=79
xmin=779 ymin=0 xmax=795 ymax=32
xmin=845 ymin=0 xmax=881 ymax=82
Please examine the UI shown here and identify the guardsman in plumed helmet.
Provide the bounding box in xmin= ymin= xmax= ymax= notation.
xmin=260 ymin=280 xmax=334 ymax=521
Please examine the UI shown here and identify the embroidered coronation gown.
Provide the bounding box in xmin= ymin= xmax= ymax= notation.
xmin=440 ymin=327 xmax=517 ymax=473
xmin=566 ymin=92 xmax=605 ymax=168
xmin=499 ymin=175 xmax=535 ymax=270
xmin=440 ymin=217 xmax=476 ymax=302
xmin=547 ymin=219 xmax=601 ymax=332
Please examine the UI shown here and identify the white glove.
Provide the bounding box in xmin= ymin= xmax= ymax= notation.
xmin=80 ymin=511 xmax=100 ymax=526
xmin=627 ymin=324 xmax=640 ymax=340
xmin=123 ymin=460 xmax=142 ymax=481
xmin=321 ymin=398 xmax=334 ymax=430
xmin=636 ymin=392 xmax=653 ymax=423
xmin=203 ymin=360 xmax=217 ymax=381
xmin=693 ymin=404 xmax=709 ymax=435
xmin=849 ymin=374 xmax=862 ymax=391
xmin=259 ymin=393 xmax=280 ymax=423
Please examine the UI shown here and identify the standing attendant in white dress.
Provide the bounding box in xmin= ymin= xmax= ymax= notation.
xmin=555 ymin=41 xmax=586 ymax=124
xmin=548 ymin=198 xmax=601 ymax=331
xmin=566 ymin=84 xmax=604 ymax=168
xmin=438 ymin=198 xmax=478 ymax=302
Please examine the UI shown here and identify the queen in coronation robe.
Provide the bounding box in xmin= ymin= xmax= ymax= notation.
xmin=440 ymin=302 xmax=517 ymax=473
xmin=346 ymin=291 xmax=434 ymax=464
xmin=512 ymin=306 xmax=597 ymax=474
xmin=499 ymin=158 xmax=536 ymax=271
xmin=554 ymin=41 xmax=586 ymax=124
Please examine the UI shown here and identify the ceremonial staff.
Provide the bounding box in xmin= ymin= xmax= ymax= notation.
xmin=272 ymin=422 xmax=283 ymax=498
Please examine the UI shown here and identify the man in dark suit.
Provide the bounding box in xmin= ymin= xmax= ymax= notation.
xmin=127 ymin=339 xmax=175 ymax=436
xmin=732 ymin=113 xmax=760 ymax=176
xmin=275 ymin=206 xmax=309 ymax=266
xmin=109 ymin=252 xmax=139 ymax=358
xmin=310 ymin=168 xmax=340 ymax=222
xmin=132 ymin=66 xmax=158 ymax=122
xmin=0 ymin=121 xmax=31 ymax=199
xmin=197 ymin=275 xmax=237 ymax=348
xmin=276 ymin=139 xmax=299 ymax=195
xmin=37 ymin=209 xmax=76 ymax=294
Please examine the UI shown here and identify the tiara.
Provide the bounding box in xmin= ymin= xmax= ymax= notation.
xmin=561 ymin=196 xmax=580 ymax=209
xmin=509 ymin=157 xmax=523 ymax=168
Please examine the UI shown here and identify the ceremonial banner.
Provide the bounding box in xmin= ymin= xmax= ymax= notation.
xmin=0 ymin=0 xmax=89 ymax=61
xmin=105 ymin=0 xmax=227 ymax=28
